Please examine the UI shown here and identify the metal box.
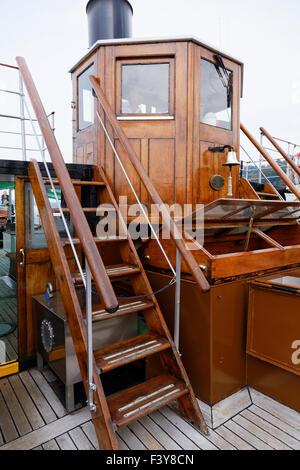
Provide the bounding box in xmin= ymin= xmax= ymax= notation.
xmin=33 ymin=290 xmax=137 ymax=411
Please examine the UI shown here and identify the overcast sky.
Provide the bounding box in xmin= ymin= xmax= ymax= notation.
xmin=0 ymin=0 xmax=299 ymax=161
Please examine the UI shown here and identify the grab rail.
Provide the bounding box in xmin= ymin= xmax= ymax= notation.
xmin=240 ymin=123 xmax=300 ymax=201
xmin=17 ymin=57 xmax=118 ymax=313
xmin=90 ymin=76 xmax=210 ymax=293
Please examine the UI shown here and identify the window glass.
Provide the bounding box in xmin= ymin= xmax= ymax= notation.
xmin=25 ymin=183 xmax=74 ymax=249
xmin=121 ymin=63 xmax=170 ymax=115
xmin=78 ymin=64 xmax=94 ymax=131
xmin=200 ymin=59 xmax=232 ymax=130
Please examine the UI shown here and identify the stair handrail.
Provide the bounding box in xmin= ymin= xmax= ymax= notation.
xmin=260 ymin=127 xmax=300 ymax=181
xmin=240 ymin=123 xmax=300 ymax=201
xmin=16 ymin=57 xmax=118 ymax=313
xmin=90 ymin=76 xmax=210 ymax=293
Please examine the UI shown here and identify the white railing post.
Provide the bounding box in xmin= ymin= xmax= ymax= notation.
xmin=19 ymin=73 xmax=27 ymax=161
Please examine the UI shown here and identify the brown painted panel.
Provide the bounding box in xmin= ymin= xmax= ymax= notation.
xmin=146 ymin=271 xmax=212 ymax=404
xmin=149 ymin=139 xmax=175 ymax=204
xmin=247 ymin=285 xmax=300 ymax=376
xmin=211 ymin=281 xmax=248 ymax=404
xmin=247 ymin=356 xmax=300 ymax=413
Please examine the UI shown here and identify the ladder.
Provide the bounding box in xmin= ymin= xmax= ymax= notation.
xmin=17 ymin=57 xmax=209 ymax=450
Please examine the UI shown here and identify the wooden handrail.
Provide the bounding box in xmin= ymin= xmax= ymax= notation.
xmin=260 ymin=127 xmax=300 ymax=179
xmin=240 ymin=123 xmax=300 ymax=200
xmin=17 ymin=57 xmax=118 ymax=313
xmin=90 ymin=76 xmax=210 ymax=293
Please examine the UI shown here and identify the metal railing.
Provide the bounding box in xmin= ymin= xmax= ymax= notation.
xmin=241 ymin=128 xmax=300 ymax=192
xmin=240 ymin=123 xmax=300 ymax=201
xmin=0 ymin=62 xmax=55 ymax=161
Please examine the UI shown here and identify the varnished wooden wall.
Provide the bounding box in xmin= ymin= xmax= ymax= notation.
xmin=72 ymin=40 xmax=242 ymax=207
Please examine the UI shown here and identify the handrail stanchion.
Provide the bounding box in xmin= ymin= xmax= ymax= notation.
xmin=174 ymin=249 xmax=181 ymax=352
xmin=86 ymin=263 xmax=96 ymax=412
xmin=19 ymin=73 xmax=27 ymax=162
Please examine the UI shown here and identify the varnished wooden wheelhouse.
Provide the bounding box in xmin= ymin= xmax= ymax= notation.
xmin=69 ymin=37 xmax=300 ymax=412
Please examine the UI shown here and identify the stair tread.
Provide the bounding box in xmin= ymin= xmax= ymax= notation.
xmin=62 ymin=236 xmax=128 ymax=246
xmin=86 ymin=298 xmax=154 ymax=323
xmin=108 ymin=374 xmax=188 ymax=429
xmin=94 ymin=333 xmax=170 ymax=373
xmin=257 ymin=192 xmax=280 ymax=198
xmin=52 ymin=207 xmax=116 ymax=213
xmin=44 ymin=179 xmax=105 ymax=186
xmin=72 ymin=264 xmax=140 ymax=284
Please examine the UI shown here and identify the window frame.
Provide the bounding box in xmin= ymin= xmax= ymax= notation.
xmin=116 ymin=57 xmax=175 ymax=119
xmin=200 ymin=57 xmax=233 ymax=132
xmin=77 ymin=63 xmax=95 ymax=132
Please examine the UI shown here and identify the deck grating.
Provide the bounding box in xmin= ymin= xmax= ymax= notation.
xmin=0 ymin=367 xmax=300 ymax=451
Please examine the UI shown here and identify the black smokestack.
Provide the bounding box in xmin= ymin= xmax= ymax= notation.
xmin=86 ymin=0 xmax=133 ymax=48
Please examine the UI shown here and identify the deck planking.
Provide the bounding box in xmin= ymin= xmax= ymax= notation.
xmin=0 ymin=367 xmax=300 ymax=451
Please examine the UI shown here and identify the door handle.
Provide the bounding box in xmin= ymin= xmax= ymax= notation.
xmin=19 ymin=248 xmax=25 ymax=267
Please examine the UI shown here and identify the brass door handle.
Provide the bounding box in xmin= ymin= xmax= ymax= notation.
xmin=19 ymin=248 xmax=25 ymax=267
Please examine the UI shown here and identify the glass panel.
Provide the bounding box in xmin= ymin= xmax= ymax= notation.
xmin=78 ymin=64 xmax=94 ymax=131
xmin=121 ymin=63 xmax=170 ymax=115
xmin=200 ymin=59 xmax=232 ymax=130
xmin=25 ymin=183 xmax=74 ymax=249
xmin=0 ymin=181 xmax=17 ymax=365
xmin=204 ymin=200 xmax=300 ymax=221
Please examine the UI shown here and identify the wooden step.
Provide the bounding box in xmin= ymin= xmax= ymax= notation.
xmin=94 ymin=333 xmax=170 ymax=373
xmin=61 ymin=236 xmax=128 ymax=247
xmin=72 ymin=264 xmax=140 ymax=285
xmin=108 ymin=374 xmax=188 ymax=429
xmin=52 ymin=207 xmax=116 ymax=214
xmin=87 ymin=298 xmax=154 ymax=323
xmin=44 ymin=179 xmax=106 ymax=187
xmin=257 ymin=192 xmax=280 ymax=199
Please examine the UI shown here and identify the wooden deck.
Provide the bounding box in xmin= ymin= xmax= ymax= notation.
xmin=0 ymin=367 xmax=300 ymax=450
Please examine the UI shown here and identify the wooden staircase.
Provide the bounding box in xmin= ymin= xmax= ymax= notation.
xmin=29 ymin=161 xmax=208 ymax=449
xmin=17 ymin=57 xmax=209 ymax=450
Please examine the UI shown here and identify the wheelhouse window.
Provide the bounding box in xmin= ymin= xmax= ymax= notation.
xmin=78 ymin=64 xmax=94 ymax=131
xmin=119 ymin=61 xmax=173 ymax=116
xmin=200 ymin=59 xmax=232 ymax=130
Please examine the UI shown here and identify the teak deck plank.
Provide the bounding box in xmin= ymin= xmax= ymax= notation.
xmin=233 ymin=414 xmax=290 ymax=450
xmin=29 ymin=369 xmax=67 ymax=419
xmin=138 ymin=415 xmax=181 ymax=450
xmin=56 ymin=433 xmax=77 ymax=451
xmin=160 ymin=406 xmax=217 ymax=450
xmin=0 ymin=378 xmax=32 ymax=437
xmin=215 ymin=425 xmax=254 ymax=450
xmin=18 ymin=371 xmax=57 ymax=424
xmin=128 ymin=420 xmax=164 ymax=450
xmin=0 ymin=390 xmax=18 ymax=443
xmin=249 ymin=405 xmax=300 ymax=443
xmin=241 ymin=409 xmax=299 ymax=450
xmin=68 ymin=427 xmax=95 ymax=451
xmin=224 ymin=420 xmax=273 ymax=450
xmin=150 ymin=410 xmax=198 ymax=450
xmin=1 ymin=368 xmax=300 ymax=451
xmin=42 ymin=439 xmax=60 ymax=451
xmin=0 ymin=407 xmax=91 ymax=451
xmin=117 ymin=427 xmax=147 ymax=451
